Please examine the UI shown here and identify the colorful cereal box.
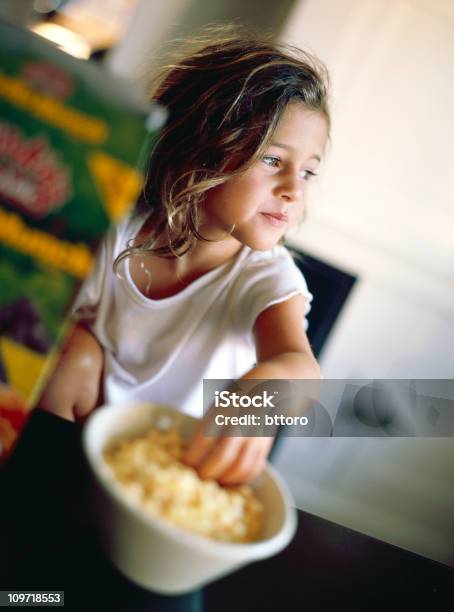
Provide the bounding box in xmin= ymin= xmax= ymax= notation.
xmin=0 ymin=18 xmax=164 ymax=460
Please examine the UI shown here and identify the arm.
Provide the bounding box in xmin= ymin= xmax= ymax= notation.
xmin=184 ymin=294 xmax=320 ymax=483
xmin=246 ymin=293 xmax=320 ymax=379
xmin=38 ymin=323 xmax=104 ymax=422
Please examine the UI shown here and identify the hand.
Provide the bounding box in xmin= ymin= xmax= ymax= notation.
xmin=182 ymin=421 xmax=274 ymax=485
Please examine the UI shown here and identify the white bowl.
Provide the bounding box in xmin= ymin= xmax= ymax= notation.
xmin=82 ymin=402 xmax=297 ymax=595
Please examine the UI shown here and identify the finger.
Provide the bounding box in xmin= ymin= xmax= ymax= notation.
xmin=197 ymin=436 xmax=244 ymax=481
xmin=218 ymin=438 xmax=263 ymax=485
xmin=254 ymin=436 xmax=275 ymax=475
xmin=258 ymin=436 xmax=274 ymax=460
xmin=221 ymin=437 xmax=273 ymax=484
xmin=182 ymin=421 xmax=218 ymax=468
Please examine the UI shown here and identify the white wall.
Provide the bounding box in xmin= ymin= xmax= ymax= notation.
xmin=282 ymin=0 xmax=454 ymax=377
xmin=106 ymin=0 xmax=296 ymax=81
xmin=274 ymin=0 xmax=454 ymax=566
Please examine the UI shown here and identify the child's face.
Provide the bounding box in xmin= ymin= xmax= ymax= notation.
xmin=202 ymin=102 xmax=328 ymax=251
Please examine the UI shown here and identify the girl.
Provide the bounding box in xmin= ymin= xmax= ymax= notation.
xmin=40 ymin=27 xmax=329 ymax=485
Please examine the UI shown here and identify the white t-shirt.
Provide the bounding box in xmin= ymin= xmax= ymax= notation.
xmin=72 ymin=213 xmax=312 ymax=418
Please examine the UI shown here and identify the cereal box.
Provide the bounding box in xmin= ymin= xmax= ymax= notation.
xmin=0 ymin=18 xmax=165 ymax=460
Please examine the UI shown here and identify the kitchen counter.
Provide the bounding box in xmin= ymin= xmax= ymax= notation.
xmin=1 ymin=410 xmax=452 ymax=611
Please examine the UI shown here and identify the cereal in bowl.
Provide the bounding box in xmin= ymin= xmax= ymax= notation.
xmin=103 ymin=427 xmax=264 ymax=543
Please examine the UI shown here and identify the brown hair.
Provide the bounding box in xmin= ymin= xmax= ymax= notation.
xmin=115 ymin=25 xmax=330 ymax=268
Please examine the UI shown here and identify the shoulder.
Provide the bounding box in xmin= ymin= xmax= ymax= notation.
xmin=230 ymin=245 xmax=312 ymax=334
xmin=244 ymin=244 xmax=296 ymax=266
xmin=238 ymin=244 xmax=307 ymax=288
xmin=103 ymin=210 xmax=148 ymax=257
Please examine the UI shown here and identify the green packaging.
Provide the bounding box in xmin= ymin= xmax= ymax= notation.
xmin=0 ymin=19 xmax=164 ymax=459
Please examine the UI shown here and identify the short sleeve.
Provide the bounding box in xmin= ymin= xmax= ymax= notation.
xmin=231 ymin=246 xmax=313 ymax=334
xmin=69 ymin=212 xmax=146 ymax=324
xmin=70 ymin=237 xmax=109 ymax=323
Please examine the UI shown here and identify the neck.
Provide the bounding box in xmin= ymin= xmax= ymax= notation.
xmin=187 ymin=234 xmax=243 ymax=272
xmin=136 ymin=213 xmax=243 ymax=277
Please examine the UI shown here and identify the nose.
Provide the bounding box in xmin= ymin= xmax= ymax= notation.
xmin=274 ymin=169 xmax=303 ymax=203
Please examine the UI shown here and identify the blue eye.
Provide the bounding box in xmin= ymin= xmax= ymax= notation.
xmin=262 ymin=156 xmax=319 ymax=181
xmin=301 ymin=169 xmax=318 ymax=181
xmin=262 ymin=155 xmax=281 ymax=167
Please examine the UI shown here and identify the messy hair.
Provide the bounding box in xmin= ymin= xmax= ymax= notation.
xmin=115 ymin=25 xmax=330 ymax=268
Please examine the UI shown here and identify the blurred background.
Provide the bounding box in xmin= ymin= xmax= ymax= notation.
xmin=1 ymin=0 xmax=453 ymax=565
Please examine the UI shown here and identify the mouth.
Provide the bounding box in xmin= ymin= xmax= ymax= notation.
xmin=260 ymin=212 xmax=289 ymax=228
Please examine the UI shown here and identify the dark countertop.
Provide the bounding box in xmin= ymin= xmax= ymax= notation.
xmin=1 ymin=410 xmax=453 ymax=612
